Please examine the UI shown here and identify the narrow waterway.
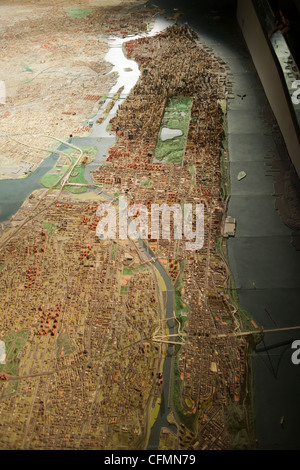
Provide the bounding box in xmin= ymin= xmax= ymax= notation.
xmin=0 ymin=151 xmax=59 ymax=223
xmin=137 ymin=239 xmax=178 ymax=449
xmin=91 ymin=17 xmax=180 ymax=446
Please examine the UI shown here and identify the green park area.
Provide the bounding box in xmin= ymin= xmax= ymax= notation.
xmin=43 ymin=221 xmax=58 ymax=236
xmin=40 ymin=146 xmax=98 ymax=193
xmin=56 ymin=330 xmax=74 ymax=358
xmin=154 ymin=96 xmax=193 ymax=164
xmin=0 ymin=330 xmax=29 ymax=397
xmin=65 ymin=7 xmax=92 ymax=18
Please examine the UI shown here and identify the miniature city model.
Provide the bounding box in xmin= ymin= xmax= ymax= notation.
xmin=0 ymin=1 xmax=256 ymax=450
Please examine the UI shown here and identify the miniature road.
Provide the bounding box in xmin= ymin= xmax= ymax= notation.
xmin=20 ymin=376 xmax=40 ymax=449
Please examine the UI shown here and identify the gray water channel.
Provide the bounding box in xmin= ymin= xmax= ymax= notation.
xmin=137 ymin=239 xmax=178 ymax=449
xmin=0 ymin=150 xmax=59 ymax=224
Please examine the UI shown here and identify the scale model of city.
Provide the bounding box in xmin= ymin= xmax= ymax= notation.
xmin=0 ymin=0 xmax=259 ymax=450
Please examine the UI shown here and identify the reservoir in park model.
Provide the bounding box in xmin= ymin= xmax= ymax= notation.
xmin=154 ymin=96 xmax=193 ymax=163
